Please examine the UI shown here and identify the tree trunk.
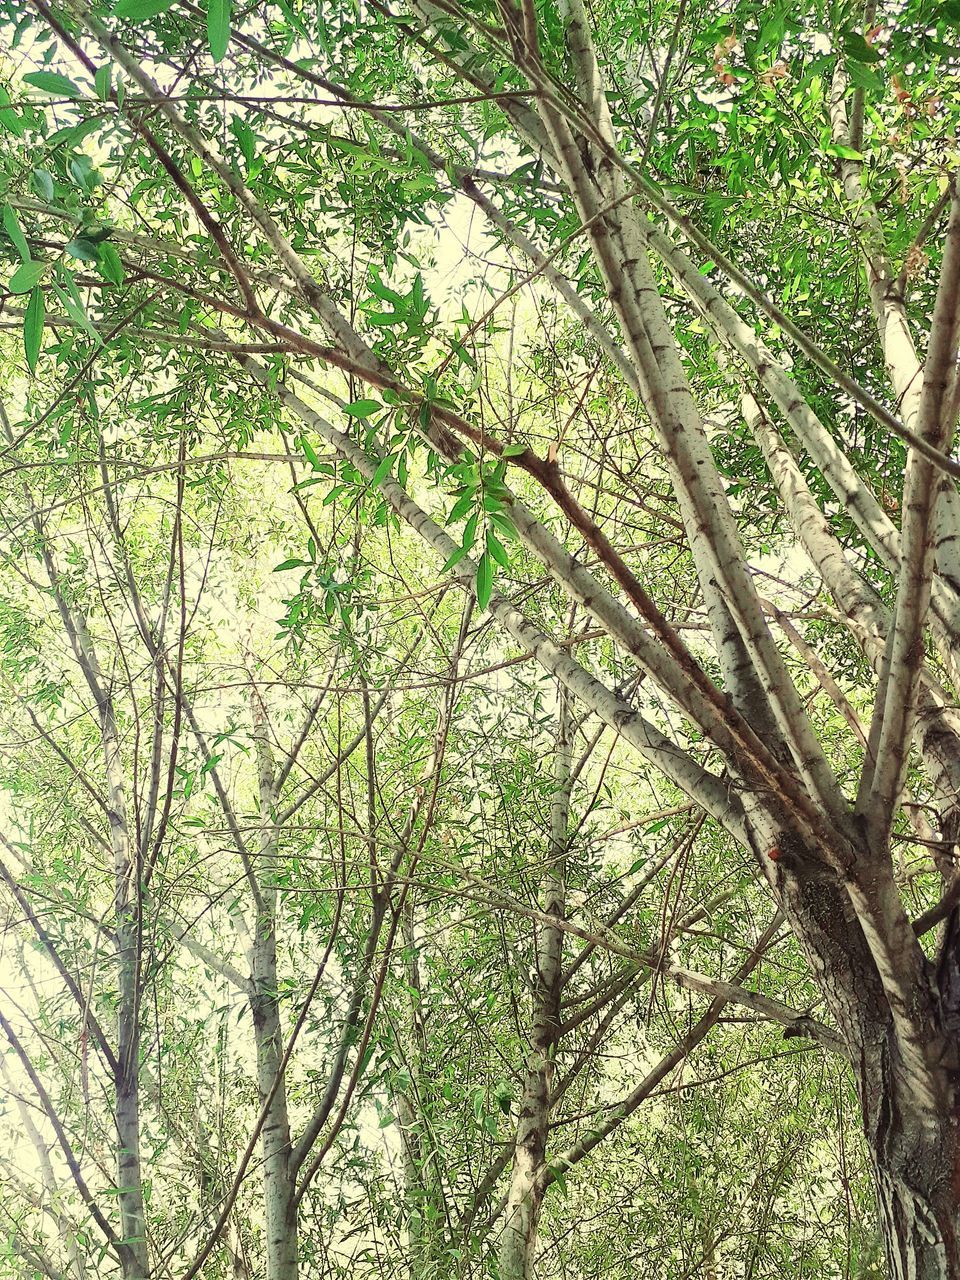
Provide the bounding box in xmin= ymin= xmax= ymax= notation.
xmin=397 ymin=892 xmax=438 ymax=1280
xmin=860 ymin=906 xmax=960 ymax=1275
xmin=773 ymin=846 xmax=960 ymax=1280
xmin=872 ymin=1169 xmax=959 ymax=1279
xmin=250 ymin=938 xmax=298 ymax=1280
xmin=499 ymin=694 xmax=573 ymax=1280
xmin=249 ymin=688 xmax=298 ymax=1280
xmin=116 ymin=982 xmax=149 ymax=1280
xmin=102 ymin=698 xmax=149 ymax=1280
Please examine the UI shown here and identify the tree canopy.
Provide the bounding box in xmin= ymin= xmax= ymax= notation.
xmin=0 ymin=1 xmax=959 ymax=1278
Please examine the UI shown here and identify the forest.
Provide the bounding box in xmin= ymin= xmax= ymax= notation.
xmin=0 ymin=0 xmax=958 ymax=1277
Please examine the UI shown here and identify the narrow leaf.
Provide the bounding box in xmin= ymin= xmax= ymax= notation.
xmin=64 ymin=238 xmax=100 ymax=263
xmin=300 ymin=437 xmax=323 ymax=470
xmin=23 ymin=287 xmax=44 ymax=373
xmin=94 ymin=66 xmax=112 ymax=101
xmin=23 ymin=71 xmax=84 ymax=98
xmin=343 ymin=399 xmax=380 ymax=418
xmin=486 ymin=530 xmax=509 ymax=568
xmin=51 ymin=280 xmax=98 ymax=338
xmin=207 ymin=0 xmax=231 ymax=62
xmin=440 ymin=545 xmax=468 ymax=574
xmin=475 ymin=551 xmax=493 ymax=609
xmin=31 ymin=169 xmax=55 ymax=201
xmin=370 ymin=454 xmax=395 ymax=487
xmin=98 ymin=243 xmax=124 ymax=285
xmin=2 ymin=204 xmax=30 ymax=262
xmin=0 ymin=87 xmax=25 ymax=137
xmin=8 ymin=260 xmax=46 ymax=294
xmin=113 ymin=0 xmax=175 ymax=16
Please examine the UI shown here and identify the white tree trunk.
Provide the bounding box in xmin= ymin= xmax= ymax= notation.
xmin=500 ymin=694 xmax=573 ymax=1279
xmin=250 ymin=689 xmax=298 ymax=1280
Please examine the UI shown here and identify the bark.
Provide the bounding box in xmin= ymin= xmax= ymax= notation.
xmin=107 ymin=710 xmax=148 ymax=1280
xmin=396 ymin=895 xmax=435 ymax=1280
xmin=74 ymin=618 xmax=148 ymax=1280
xmin=250 ymin=689 xmax=298 ymax=1280
xmin=870 ymin=1140 xmax=960 ymax=1280
xmin=499 ymin=693 xmax=573 ymax=1279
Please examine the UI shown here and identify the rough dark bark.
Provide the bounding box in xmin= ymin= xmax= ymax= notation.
xmin=779 ymin=849 xmax=960 ymax=1280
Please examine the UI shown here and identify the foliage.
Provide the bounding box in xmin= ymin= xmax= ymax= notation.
xmin=0 ymin=0 xmax=958 ymax=1277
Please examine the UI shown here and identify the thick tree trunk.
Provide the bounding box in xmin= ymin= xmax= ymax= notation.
xmin=872 ymin=1159 xmax=960 ymax=1280
xmin=859 ymin=1048 xmax=960 ymax=1280
xmin=778 ymin=859 xmax=960 ymax=1280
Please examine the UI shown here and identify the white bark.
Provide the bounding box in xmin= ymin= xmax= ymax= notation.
xmin=499 ymin=693 xmax=572 ymax=1279
xmin=860 ymin=193 xmax=960 ymax=843
xmin=527 ymin=0 xmax=850 ymax=830
xmin=249 ymin=688 xmax=298 ymax=1280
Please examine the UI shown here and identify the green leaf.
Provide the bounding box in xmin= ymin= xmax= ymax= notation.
xmin=446 ymin=492 xmax=474 ymax=525
xmin=207 ymin=0 xmax=231 ymax=62
xmin=756 ymin=13 xmax=786 ymax=52
xmin=489 ymin=511 xmax=517 ymax=541
xmin=462 ymin=511 xmax=479 ymax=550
xmin=0 ymin=87 xmax=25 ymax=137
xmin=300 ymin=437 xmax=323 ymax=470
xmin=845 ymin=60 xmax=883 ymax=93
xmin=23 ymin=71 xmax=84 ymax=98
xmin=365 ymin=309 xmax=405 ymax=327
xmin=31 ymin=169 xmax=55 ymax=201
xmin=440 ymin=545 xmax=468 ymax=574
xmin=486 ymin=530 xmax=509 ymax=568
xmin=824 ymin=144 xmax=864 ymax=161
xmin=51 ymin=278 xmax=98 ymax=338
xmin=2 ymin=204 xmax=30 ymax=262
xmin=64 ymin=238 xmax=100 ymax=263
xmin=68 ymin=155 xmax=101 ymax=192
xmin=370 ymin=454 xmax=395 ymax=487
xmin=23 ymin=286 xmax=44 ymax=373
xmin=475 ymin=551 xmax=493 ymax=609
xmin=49 ymin=118 xmax=103 ymax=150
xmin=368 ymin=272 xmax=405 ymax=306
xmin=8 ymin=260 xmax=46 ymax=294
xmin=94 ymin=66 xmax=112 ymax=101
xmin=343 ymin=399 xmax=381 ymax=418
xmin=230 ymin=114 xmax=256 ymax=167
xmin=841 ymin=30 xmax=881 ymax=63
xmin=113 ymin=0 xmax=175 ymax=16
xmin=98 ymin=243 xmax=124 ymax=285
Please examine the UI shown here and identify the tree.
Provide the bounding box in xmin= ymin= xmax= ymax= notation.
xmin=0 ymin=0 xmax=959 ymax=1277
